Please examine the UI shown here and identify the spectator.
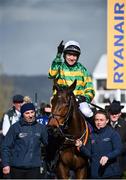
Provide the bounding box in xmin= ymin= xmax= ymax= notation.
xmin=23 ymin=96 xmax=32 ymax=104
xmin=2 ymin=94 xmax=24 ymax=136
xmin=36 ymin=102 xmax=51 ymax=178
xmin=37 ymin=102 xmax=51 ymax=126
xmin=0 ymin=128 xmax=3 ymax=179
xmin=75 ymin=110 xmax=122 ymax=179
xmin=105 ymin=100 xmax=126 ymax=178
xmin=1 ymin=102 xmax=48 ymax=179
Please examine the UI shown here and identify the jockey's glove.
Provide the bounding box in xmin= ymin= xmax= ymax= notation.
xmin=76 ymin=95 xmax=87 ymax=103
xmin=57 ymin=40 xmax=64 ymax=54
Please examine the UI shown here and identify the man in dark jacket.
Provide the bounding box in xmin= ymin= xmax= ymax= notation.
xmin=106 ymin=100 xmax=126 ymax=178
xmin=1 ymin=102 xmax=48 ymax=179
xmin=2 ymin=94 xmax=24 ymax=136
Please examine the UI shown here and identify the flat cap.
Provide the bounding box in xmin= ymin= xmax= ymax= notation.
xmin=13 ymin=94 xmax=24 ymax=103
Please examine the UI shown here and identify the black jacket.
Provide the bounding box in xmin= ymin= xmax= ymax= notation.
xmin=110 ymin=117 xmax=126 ymax=172
xmin=2 ymin=118 xmax=48 ymax=168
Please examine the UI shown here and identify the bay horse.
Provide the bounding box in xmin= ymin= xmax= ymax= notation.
xmin=47 ymin=80 xmax=90 ymax=179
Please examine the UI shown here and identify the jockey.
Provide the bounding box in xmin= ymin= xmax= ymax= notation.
xmin=48 ymin=40 xmax=95 ymax=118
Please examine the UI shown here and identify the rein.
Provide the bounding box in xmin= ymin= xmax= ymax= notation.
xmin=57 ymin=115 xmax=89 ymax=145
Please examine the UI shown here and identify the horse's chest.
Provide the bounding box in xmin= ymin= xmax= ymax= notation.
xmin=60 ymin=150 xmax=85 ymax=168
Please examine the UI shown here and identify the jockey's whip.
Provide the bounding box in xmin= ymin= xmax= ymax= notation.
xmin=90 ymin=102 xmax=105 ymax=110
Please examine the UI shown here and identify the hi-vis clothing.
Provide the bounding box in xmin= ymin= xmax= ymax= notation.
xmin=48 ymin=53 xmax=95 ymax=103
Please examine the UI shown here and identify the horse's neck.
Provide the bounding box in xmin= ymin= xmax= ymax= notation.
xmin=69 ymin=108 xmax=85 ymax=134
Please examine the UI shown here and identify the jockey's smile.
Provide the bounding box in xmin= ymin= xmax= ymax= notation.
xmin=65 ymin=53 xmax=77 ymax=65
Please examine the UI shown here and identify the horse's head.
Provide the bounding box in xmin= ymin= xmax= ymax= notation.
xmin=48 ymin=80 xmax=77 ymax=127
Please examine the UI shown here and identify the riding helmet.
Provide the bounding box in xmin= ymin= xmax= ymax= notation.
xmin=63 ymin=40 xmax=81 ymax=57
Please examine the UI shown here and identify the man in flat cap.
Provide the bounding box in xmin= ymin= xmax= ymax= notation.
xmin=2 ymin=94 xmax=24 ymax=136
xmin=105 ymin=100 xmax=126 ymax=178
xmin=1 ymin=102 xmax=48 ymax=179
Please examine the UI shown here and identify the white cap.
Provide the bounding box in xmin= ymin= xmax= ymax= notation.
xmin=64 ymin=40 xmax=80 ymax=49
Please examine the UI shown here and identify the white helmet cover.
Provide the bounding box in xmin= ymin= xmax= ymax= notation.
xmin=64 ymin=40 xmax=80 ymax=49
xmin=64 ymin=40 xmax=81 ymax=55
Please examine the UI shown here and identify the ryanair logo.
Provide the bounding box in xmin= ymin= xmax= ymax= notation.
xmin=107 ymin=0 xmax=126 ymax=89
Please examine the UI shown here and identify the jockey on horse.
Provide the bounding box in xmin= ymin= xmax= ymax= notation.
xmin=47 ymin=40 xmax=95 ymax=178
xmin=48 ymin=40 xmax=95 ymax=121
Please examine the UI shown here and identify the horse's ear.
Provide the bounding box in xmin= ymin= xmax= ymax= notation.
xmin=69 ymin=80 xmax=77 ymax=92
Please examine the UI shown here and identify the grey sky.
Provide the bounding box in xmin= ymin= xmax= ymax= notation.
xmin=0 ymin=0 xmax=107 ymax=75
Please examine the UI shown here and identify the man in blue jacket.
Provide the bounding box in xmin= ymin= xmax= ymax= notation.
xmin=2 ymin=102 xmax=48 ymax=179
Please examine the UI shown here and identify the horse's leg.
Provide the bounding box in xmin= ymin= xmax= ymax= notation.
xmin=56 ymin=162 xmax=69 ymax=179
xmin=75 ymin=166 xmax=87 ymax=179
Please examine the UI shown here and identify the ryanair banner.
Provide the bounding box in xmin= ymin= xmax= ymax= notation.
xmin=107 ymin=0 xmax=126 ymax=89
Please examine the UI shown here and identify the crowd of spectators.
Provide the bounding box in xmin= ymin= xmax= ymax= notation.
xmin=0 ymin=94 xmax=126 ymax=179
